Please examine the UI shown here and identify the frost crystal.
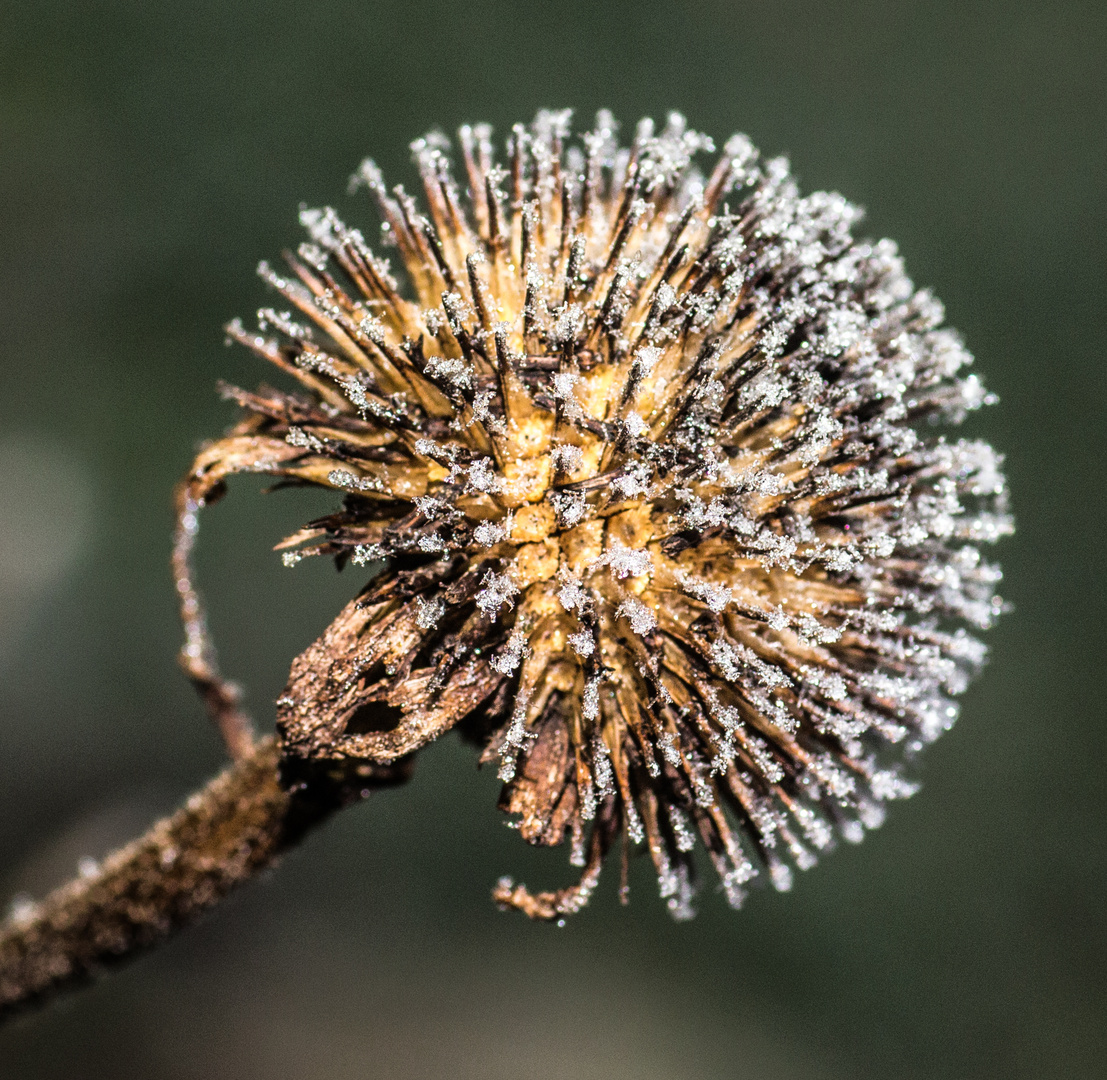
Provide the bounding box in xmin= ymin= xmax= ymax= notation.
xmin=179 ymin=110 xmax=1011 ymax=924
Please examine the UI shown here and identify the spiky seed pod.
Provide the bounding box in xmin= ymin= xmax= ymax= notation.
xmin=176 ymin=110 xmax=1010 ymax=921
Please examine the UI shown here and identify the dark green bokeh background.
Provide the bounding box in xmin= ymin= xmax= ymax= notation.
xmin=1 ymin=1 xmax=1102 ymax=1076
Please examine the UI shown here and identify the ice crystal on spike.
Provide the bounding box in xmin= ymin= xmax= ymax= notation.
xmin=177 ymin=110 xmax=1010 ymax=921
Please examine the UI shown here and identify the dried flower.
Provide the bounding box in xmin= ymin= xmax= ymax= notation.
xmin=177 ymin=110 xmax=1010 ymax=921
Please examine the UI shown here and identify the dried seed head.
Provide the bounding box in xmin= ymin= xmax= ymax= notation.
xmin=178 ymin=111 xmax=1011 ymax=920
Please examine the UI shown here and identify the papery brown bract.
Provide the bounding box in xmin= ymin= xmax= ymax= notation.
xmin=176 ymin=110 xmax=1010 ymax=920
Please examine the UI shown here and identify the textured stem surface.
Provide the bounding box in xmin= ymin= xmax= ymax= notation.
xmin=0 ymin=737 xmax=337 ymax=1019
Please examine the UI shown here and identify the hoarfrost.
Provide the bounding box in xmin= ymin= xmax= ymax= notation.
xmin=475 ymin=570 xmax=518 ymax=621
xmin=415 ymin=595 xmax=445 ymax=629
xmin=568 ymin=630 xmax=595 ymax=657
xmin=615 ymin=596 xmax=657 ymax=635
xmin=491 ymin=628 xmax=530 ymax=674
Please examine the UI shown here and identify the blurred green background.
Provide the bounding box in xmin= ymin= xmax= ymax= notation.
xmin=0 ymin=1 xmax=1102 ymax=1076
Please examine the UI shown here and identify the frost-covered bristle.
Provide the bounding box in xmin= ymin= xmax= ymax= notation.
xmin=180 ymin=110 xmax=1011 ymax=921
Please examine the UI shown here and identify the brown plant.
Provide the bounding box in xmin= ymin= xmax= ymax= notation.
xmin=0 ymin=110 xmax=1009 ymax=1016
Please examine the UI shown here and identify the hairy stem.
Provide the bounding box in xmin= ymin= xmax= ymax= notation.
xmin=0 ymin=737 xmax=346 ymax=1020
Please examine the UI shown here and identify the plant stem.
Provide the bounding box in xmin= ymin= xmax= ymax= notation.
xmin=0 ymin=736 xmax=341 ymax=1020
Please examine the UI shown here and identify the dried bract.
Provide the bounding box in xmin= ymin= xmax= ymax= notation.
xmin=177 ymin=111 xmax=1010 ymax=920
